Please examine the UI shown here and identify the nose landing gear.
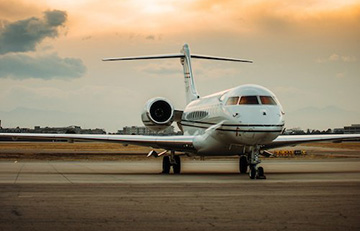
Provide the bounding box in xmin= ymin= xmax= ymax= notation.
xmin=249 ymin=165 xmax=266 ymax=179
xmin=240 ymin=146 xmax=266 ymax=179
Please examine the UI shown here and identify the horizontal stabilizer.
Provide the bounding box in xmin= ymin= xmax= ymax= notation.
xmin=102 ymin=54 xmax=183 ymax=61
xmin=103 ymin=54 xmax=252 ymax=63
xmin=191 ymin=54 xmax=252 ymax=63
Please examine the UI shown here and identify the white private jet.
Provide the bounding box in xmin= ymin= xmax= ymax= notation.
xmin=1 ymin=44 xmax=359 ymax=179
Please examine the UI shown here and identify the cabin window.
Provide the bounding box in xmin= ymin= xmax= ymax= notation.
xmin=239 ymin=96 xmax=259 ymax=105
xmin=226 ymin=96 xmax=239 ymax=105
xmin=260 ymin=96 xmax=277 ymax=105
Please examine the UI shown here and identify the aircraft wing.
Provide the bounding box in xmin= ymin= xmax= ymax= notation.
xmin=0 ymin=133 xmax=196 ymax=153
xmin=264 ymin=134 xmax=360 ymax=150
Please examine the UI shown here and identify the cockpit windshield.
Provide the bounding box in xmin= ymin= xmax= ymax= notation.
xmin=225 ymin=96 xmax=239 ymax=105
xmin=225 ymin=95 xmax=277 ymax=106
xmin=239 ymin=96 xmax=259 ymax=105
xmin=260 ymin=96 xmax=277 ymax=105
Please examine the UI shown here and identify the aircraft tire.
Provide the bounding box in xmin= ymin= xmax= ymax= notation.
xmin=249 ymin=167 xmax=256 ymax=179
xmin=257 ymin=167 xmax=266 ymax=179
xmin=173 ymin=155 xmax=181 ymax=174
xmin=258 ymin=167 xmax=264 ymax=176
xmin=162 ymin=156 xmax=171 ymax=174
xmin=239 ymin=156 xmax=248 ymax=174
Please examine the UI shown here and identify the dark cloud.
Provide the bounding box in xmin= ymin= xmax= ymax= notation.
xmin=0 ymin=10 xmax=87 ymax=80
xmin=0 ymin=10 xmax=67 ymax=54
xmin=44 ymin=10 xmax=67 ymax=26
xmin=0 ymin=53 xmax=86 ymax=79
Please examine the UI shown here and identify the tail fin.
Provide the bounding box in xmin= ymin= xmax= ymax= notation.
xmin=103 ymin=44 xmax=252 ymax=104
xmin=180 ymin=44 xmax=200 ymax=103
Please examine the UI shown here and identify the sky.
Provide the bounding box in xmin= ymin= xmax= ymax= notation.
xmin=0 ymin=0 xmax=359 ymax=132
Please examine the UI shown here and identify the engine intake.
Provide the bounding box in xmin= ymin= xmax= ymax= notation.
xmin=141 ymin=97 xmax=174 ymax=131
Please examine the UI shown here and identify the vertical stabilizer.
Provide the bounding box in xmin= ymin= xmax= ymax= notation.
xmin=103 ymin=44 xmax=252 ymax=105
xmin=180 ymin=44 xmax=200 ymax=104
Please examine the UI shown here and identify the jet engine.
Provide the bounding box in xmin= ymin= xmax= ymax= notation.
xmin=141 ymin=97 xmax=175 ymax=131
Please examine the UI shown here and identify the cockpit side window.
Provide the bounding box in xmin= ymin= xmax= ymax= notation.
xmin=260 ymin=96 xmax=277 ymax=105
xmin=225 ymin=96 xmax=240 ymax=105
xmin=239 ymin=96 xmax=259 ymax=105
xmin=219 ymin=93 xmax=227 ymax=102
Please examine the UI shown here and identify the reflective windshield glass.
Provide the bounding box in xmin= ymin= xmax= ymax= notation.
xmin=260 ymin=96 xmax=277 ymax=105
xmin=226 ymin=96 xmax=239 ymax=105
xmin=239 ymin=96 xmax=259 ymax=105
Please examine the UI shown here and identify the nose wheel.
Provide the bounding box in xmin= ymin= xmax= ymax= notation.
xmin=249 ymin=165 xmax=266 ymax=179
xmin=248 ymin=146 xmax=266 ymax=179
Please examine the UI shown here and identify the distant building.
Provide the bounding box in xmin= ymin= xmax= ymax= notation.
xmin=0 ymin=125 xmax=106 ymax=134
xmin=284 ymin=124 xmax=360 ymax=135
xmin=283 ymin=128 xmax=305 ymax=135
xmin=117 ymin=125 xmax=180 ymax=136
xmin=333 ymin=128 xmax=345 ymax=134
xmin=344 ymin=124 xmax=360 ymax=134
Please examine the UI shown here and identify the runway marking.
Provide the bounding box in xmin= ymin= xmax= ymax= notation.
xmin=49 ymin=162 xmax=73 ymax=184
xmin=14 ymin=163 xmax=25 ymax=184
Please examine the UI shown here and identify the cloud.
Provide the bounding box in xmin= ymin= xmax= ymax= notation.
xmin=0 ymin=10 xmax=67 ymax=54
xmin=138 ymin=62 xmax=180 ymax=75
xmin=336 ymin=72 xmax=345 ymax=78
xmin=146 ymin=35 xmax=155 ymax=40
xmin=0 ymin=53 xmax=86 ymax=79
xmin=82 ymin=35 xmax=92 ymax=41
xmin=0 ymin=1 xmax=42 ymax=21
xmin=44 ymin=10 xmax=67 ymax=26
xmin=0 ymin=9 xmax=87 ymax=80
xmin=329 ymin=54 xmax=340 ymax=61
xmin=316 ymin=54 xmax=357 ymax=63
xmin=341 ymin=55 xmax=357 ymax=62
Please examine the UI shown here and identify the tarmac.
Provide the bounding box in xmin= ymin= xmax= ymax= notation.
xmin=1 ymin=158 xmax=360 ymax=231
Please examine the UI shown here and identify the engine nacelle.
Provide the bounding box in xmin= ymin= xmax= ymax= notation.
xmin=141 ymin=97 xmax=175 ymax=131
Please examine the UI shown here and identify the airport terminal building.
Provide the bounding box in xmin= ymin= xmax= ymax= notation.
xmin=344 ymin=124 xmax=360 ymax=134
xmin=0 ymin=123 xmax=106 ymax=135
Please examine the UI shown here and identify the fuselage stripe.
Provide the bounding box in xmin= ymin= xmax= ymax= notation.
xmin=181 ymin=119 xmax=284 ymax=127
xmin=181 ymin=123 xmax=283 ymax=133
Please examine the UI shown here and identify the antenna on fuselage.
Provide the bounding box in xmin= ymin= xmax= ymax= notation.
xmin=102 ymin=44 xmax=252 ymax=104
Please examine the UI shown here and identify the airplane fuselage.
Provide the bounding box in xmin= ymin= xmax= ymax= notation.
xmin=181 ymin=84 xmax=285 ymax=155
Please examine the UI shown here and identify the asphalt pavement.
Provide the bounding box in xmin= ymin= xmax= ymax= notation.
xmin=0 ymin=159 xmax=360 ymax=231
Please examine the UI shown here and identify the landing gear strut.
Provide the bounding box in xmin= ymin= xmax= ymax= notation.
xmin=162 ymin=151 xmax=181 ymax=174
xmin=248 ymin=146 xmax=266 ymax=179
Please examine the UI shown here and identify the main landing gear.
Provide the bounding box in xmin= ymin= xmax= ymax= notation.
xmin=239 ymin=156 xmax=248 ymax=174
xmin=239 ymin=146 xmax=266 ymax=179
xmin=162 ymin=151 xmax=181 ymax=174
